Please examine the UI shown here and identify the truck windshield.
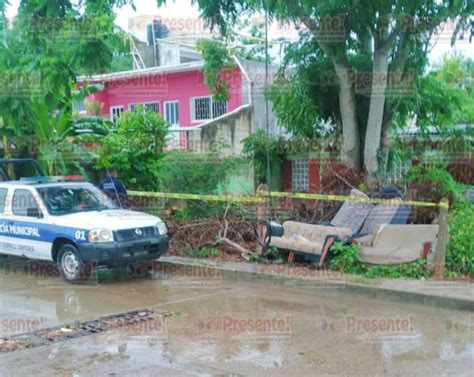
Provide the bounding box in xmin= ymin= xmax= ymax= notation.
xmin=38 ymin=185 xmax=119 ymax=216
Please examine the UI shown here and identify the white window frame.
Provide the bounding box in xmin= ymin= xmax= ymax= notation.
xmin=190 ymin=96 xmax=212 ymax=122
xmin=110 ymin=106 xmax=124 ymax=124
xmin=190 ymin=96 xmax=228 ymax=123
xmin=164 ymin=100 xmax=180 ymax=125
xmin=128 ymin=101 xmax=160 ymax=114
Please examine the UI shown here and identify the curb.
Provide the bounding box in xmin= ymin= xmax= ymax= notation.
xmin=158 ymin=257 xmax=474 ymax=312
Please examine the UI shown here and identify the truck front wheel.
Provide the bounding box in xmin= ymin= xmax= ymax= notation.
xmin=57 ymin=244 xmax=84 ymax=282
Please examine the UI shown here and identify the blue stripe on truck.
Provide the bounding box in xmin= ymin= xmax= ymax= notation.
xmin=0 ymin=219 xmax=90 ymax=244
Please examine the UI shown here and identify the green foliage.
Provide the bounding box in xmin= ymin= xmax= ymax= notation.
xmin=363 ymin=260 xmax=428 ymax=279
xmin=156 ymin=151 xmax=239 ymax=194
xmin=105 ymin=27 xmax=133 ymax=73
xmin=407 ymin=165 xmax=464 ymax=204
xmin=265 ymin=42 xmax=346 ymax=140
xmin=427 ymin=52 xmax=474 ymax=126
xmin=329 ymin=242 xmax=367 ymax=275
xmin=197 ymin=39 xmax=235 ymax=102
xmin=242 ymin=129 xmax=285 ymax=186
xmin=185 ymin=246 xmax=219 ymax=258
xmin=226 ymin=18 xmax=273 ymax=63
xmin=266 ymin=73 xmax=324 ymax=140
xmin=97 ymin=107 xmax=169 ymax=189
xmin=357 ymin=183 xmax=367 ymax=193
xmin=0 ymin=0 xmax=132 ymax=164
xmin=155 ymin=151 xmax=241 ymax=219
xmin=446 ymin=202 xmax=474 ymax=277
xmin=26 ymin=97 xmax=107 ymax=176
xmin=164 ymin=0 xmax=472 ymax=172
xmin=330 ymin=241 xmax=429 ymax=279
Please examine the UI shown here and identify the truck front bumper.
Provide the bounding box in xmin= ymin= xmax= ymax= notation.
xmin=77 ymin=235 xmax=169 ymax=267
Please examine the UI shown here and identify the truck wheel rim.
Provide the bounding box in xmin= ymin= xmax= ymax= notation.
xmin=62 ymin=251 xmax=79 ymax=279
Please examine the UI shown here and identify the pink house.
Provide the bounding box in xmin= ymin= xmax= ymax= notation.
xmin=76 ymin=57 xmax=275 ymax=151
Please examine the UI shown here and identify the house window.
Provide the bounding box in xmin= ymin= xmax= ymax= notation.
xmin=110 ymin=106 xmax=124 ymax=124
xmin=73 ymin=98 xmax=86 ymax=113
xmin=212 ymin=99 xmax=227 ymax=118
xmin=292 ymin=159 xmax=309 ymax=192
xmin=191 ymin=96 xmax=228 ymax=122
xmin=192 ymin=97 xmax=211 ymax=121
xmin=164 ymin=101 xmax=179 ymax=125
xmin=129 ymin=102 xmax=160 ymax=114
xmin=145 ymin=102 xmax=160 ymax=113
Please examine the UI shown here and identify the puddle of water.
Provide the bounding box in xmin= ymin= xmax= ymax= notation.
xmin=0 ymin=259 xmax=472 ymax=376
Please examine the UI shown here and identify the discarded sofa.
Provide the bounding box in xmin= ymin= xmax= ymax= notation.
xmin=269 ymin=187 xmax=411 ymax=267
xmin=356 ymin=224 xmax=439 ymax=265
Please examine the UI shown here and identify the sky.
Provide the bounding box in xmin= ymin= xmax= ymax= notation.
xmin=5 ymin=0 xmax=473 ymax=65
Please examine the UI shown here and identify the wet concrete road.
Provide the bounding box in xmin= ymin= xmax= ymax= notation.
xmin=0 ymin=261 xmax=473 ymax=376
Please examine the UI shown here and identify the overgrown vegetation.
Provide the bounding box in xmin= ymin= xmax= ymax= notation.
xmin=197 ymin=39 xmax=235 ymax=102
xmin=242 ymin=129 xmax=286 ymax=188
xmin=155 ymin=151 xmax=241 ymax=219
xmin=0 ymin=0 xmax=132 ymax=164
xmin=97 ymin=106 xmax=169 ymax=189
xmin=184 ymin=246 xmax=219 ymax=258
xmin=329 ymin=242 xmax=429 ymax=279
xmin=407 ymin=165 xmax=464 ymax=204
xmin=446 ymin=202 xmax=474 ymax=277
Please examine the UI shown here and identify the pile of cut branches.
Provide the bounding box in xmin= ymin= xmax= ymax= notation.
xmin=166 ymin=204 xmax=257 ymax=261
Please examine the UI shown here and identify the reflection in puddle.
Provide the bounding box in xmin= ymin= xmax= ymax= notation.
xmin=0 ymin=259 xmax=473 ymax=374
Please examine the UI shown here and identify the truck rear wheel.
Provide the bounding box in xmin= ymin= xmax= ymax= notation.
xmin=57 ymin=244 xmax=84 ymax=282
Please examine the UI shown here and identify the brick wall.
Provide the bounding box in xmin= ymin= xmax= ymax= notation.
xmin=282 ymin=158 xmax=321 ymax=193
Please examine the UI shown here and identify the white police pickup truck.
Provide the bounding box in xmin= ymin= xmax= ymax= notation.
xmin=0 ymin=176 xmax=169 ymax=282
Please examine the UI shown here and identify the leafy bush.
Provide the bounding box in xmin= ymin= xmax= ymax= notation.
xmin=363 ymin=260 xmax=428 ymax=279
xmin=154 ymin=151 xmax=241 ymax=219
xmin=330 ymin=242 xmax=429 ymax=279
xmin=446 ymin=201 xmax=474 ymax=277
xmin=156 ymin=151 xmax=238 ymax=194
xmin=96 ymin=107 xmax=169 ymax=189
xmin=197 ymin=39 xmax=235 ymax=102
xmin=329 ymin=242 xmax=367 ymax=275
xmin=406 ymin=165 xmax=465 ymax=223
xmin=184 ymin=246 xmax=219 ymax=258
xmin=407 ymin=165 xmax=463 ymax=203
xmin=241 ymin=129 xmax=285 ymax=188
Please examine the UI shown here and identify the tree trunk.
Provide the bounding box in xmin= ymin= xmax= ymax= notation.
xmin=364 ymin=50 xmax=389 ymax=178
xmin=335 ymin=65 xmax=360 ymax=169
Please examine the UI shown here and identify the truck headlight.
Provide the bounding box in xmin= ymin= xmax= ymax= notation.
xmin=155 ymin=221 xmax=167 ymax=235
xmin=88 ymin=228 xmax=114 ymax=243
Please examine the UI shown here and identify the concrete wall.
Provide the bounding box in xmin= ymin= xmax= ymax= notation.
xmin=187 ymin=105 xmax=252 ymax=157
xmin=240 ymin=59 xmax=280 ymax=135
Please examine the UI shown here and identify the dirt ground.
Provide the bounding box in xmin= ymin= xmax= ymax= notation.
xmin=0 ymin=261 xmax=473 ymax=376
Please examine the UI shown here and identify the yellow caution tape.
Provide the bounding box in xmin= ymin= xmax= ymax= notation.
xmin=260 ymin=191 xmax=449 ymax=209
xmin=128 ymin=190 xmax=449 ymax=208
xmin=128 ymin=191 xmax=264 ymax=203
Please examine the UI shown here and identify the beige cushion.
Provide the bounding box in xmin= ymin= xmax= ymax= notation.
xmin=270 ymin=237 xmax=325 ymax=255
xmin=357 ymin=225 xmax=439 ymax=264
xmin=330 ymin=189 xmax=373 ymax=233
xmin=270 ymin=221 xmax=353 ymax=255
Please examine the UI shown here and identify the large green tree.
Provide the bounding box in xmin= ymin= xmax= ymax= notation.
xmin=157 ymin=0 xmax=472 ymax=178
xmin=0 ymin=0 xmax=132 ymax=162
